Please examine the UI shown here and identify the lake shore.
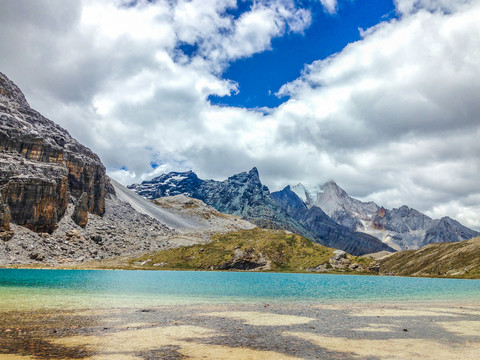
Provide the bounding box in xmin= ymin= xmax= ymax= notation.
xmin=1 ymin=300 xmax=480 ymax=359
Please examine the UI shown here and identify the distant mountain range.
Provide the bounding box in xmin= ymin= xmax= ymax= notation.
xmin=288 ymin=181 xmax=478 ymax=251
xmin=129 ymin=168 xmax=313 ymax=237
xmin=129 ymin=169 xmax=394 ymax=255
xmin=129 ymin=169 xmax=478 ymax=254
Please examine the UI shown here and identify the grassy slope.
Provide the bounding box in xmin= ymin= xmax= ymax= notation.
xmin=132 ymin=228 xmax=374 ymax=273
xmin=380 ymin=236 xmax=480 ymax=279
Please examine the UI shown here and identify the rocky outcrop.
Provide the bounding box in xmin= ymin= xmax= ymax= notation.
xmin=271 ymin=186 xmax=394 ymax=256
xmin=0 ymin=72 xmax=110 ymax=233
xmin=0 ymin=151 xmax=68 ymax=233
xmin=217 ymin=247 xmax=271 ymax=271
xmin=0 ymin=194 xmax=11 ymax=231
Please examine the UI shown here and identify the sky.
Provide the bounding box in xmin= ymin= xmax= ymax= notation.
xmin=0 ymin=0 xmax=479 ymax=231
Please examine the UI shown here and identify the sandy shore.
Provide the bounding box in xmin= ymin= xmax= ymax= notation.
xmin=1 ymin=301 xmax=480 ymax=359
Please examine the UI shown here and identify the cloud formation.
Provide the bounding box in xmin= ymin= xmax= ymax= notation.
xmin=0 ymin=0 xmax=479 ymax=230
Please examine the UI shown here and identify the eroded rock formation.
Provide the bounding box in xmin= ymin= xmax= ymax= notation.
xmin=0 ymin=72 xmax=110 ymax=233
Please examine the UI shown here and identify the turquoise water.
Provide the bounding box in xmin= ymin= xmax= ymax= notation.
xmin=1 ymin=269 xmax=479 ymax=310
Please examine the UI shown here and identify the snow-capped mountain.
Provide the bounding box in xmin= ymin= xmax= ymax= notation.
xmin=293 ymin=181 xmax=478 ymax=251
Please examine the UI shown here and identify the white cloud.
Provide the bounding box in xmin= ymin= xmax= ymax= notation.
xmin=395 ymin=0 xmax=471 ymax=15
xmin=272 ymin=0 xmax=480 ymax=229
xmin=319 ymin=0 xmax=338 ymax=14
xmin=173 ymin=0 xmax=235 ymax=44
xmin=0 ymin=0 xmax=479 ymax=231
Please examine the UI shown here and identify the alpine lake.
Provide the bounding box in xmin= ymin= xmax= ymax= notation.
xmin=1 ymin=269 xmax=480 ymax=359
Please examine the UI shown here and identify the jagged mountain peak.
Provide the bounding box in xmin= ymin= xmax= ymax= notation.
xmin=271 ymin=185 xmax=394 ymax=255
xmin=249 ymin=166 xmax=259 ymax=176
xmin=128 ymin=170 xmax=202 ymax=199
xmin=228 ymin=167 xmax=261 ymax=183
xmin=290 ymin=183 xmax=313 ymax=204
xmin=0 ymin=72 xmax=29 ymax=108
xmin=313 ymin=181 xmax=379 ymax=222
xmin=320 ymin=180 xmax=348 ymax=198
xmin=390 ymin=205 xmax=430 ymax=219
xmin=152 ymin=169 xmax=196 ymax=181
xmin=438 ymin=216 xmax=456 ymax=224
xmin=275 ymin=185 xmax=308 ymax=211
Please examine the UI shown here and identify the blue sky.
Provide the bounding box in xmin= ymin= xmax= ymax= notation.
xmin=1 ymin=0 xmax=479 ymax=230
xmin=210 ymin=0 xmax=397 ymax=108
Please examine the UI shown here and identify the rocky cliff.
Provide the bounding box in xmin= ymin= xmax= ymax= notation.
xmin=0 ymin=72 xmax=110 ymax=233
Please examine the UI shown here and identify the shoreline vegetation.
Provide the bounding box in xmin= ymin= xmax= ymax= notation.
xmin=1 ymin=229 xmax=479 ymax=280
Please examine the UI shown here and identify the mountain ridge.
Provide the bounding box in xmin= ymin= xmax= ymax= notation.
xmin=379 ymin=236 xmax=480 ymax=278
xmin=288 ymin=180 xmax=478 ymax=251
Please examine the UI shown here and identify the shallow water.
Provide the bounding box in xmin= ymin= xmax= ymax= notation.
xmin=1 ymin=269 xmax=480 ymax=359
xmin=1 ymin=269 xmax=479 ymax=311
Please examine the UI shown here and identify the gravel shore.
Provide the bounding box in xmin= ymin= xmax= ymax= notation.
xmin=1 ymin=301 xmax=479 ymax=359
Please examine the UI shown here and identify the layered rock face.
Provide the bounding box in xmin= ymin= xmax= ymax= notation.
xmin=0 ymin=72 xmax=109 ymax=233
